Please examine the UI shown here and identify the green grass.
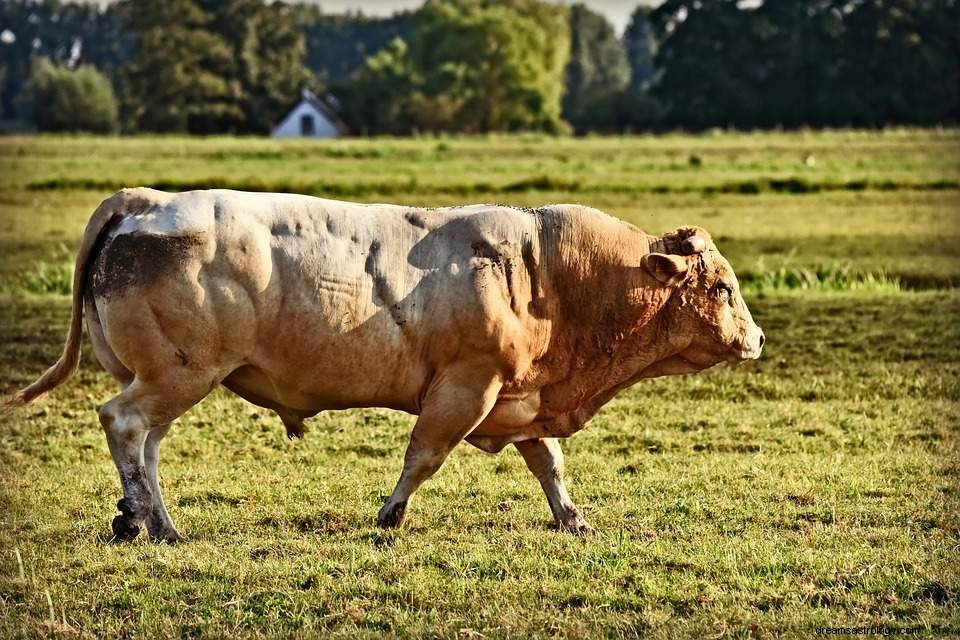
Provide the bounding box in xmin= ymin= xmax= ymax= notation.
xmin=1 ymin=131 xmax=958 ymax=638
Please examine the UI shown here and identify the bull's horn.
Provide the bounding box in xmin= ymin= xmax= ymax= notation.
xmin=681 ymin=235 xmax=706 ymax=255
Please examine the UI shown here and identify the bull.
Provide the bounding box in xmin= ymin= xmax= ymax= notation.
xmin=4 ymin=188 xmax=764 ymax=541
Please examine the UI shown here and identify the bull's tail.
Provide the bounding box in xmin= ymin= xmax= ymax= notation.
xmin=3 ymin=191 xmax=132 ymax=411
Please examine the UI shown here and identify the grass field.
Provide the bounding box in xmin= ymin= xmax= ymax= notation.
xmin=0 ymin=130 xmax=958 ymax=638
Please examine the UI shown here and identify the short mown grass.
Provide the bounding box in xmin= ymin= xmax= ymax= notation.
xmin=0 ymin=131 xmax=958 ymax=638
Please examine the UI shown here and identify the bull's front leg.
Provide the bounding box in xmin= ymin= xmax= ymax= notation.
xmin=514 ymin=438 xmax=594 ymax=535
xmin=377 ymin=362 xmax=502 ymax=529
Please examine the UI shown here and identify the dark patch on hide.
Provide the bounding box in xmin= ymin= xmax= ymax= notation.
xmin=271 ymin=220 xmax=303 ymax=237
xmin=470 ymin=239 xmax=505 ymax=266
xmin=519 ymin=206 xmax=550 ymax=216
xmin=404 ymin=211 xmax=427 ymax=229
xmin=91 ymin=231 xmax=202 ymax=298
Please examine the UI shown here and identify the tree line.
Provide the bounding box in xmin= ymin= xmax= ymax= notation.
xmin=0 ymin=0 xmax=956 ymax=135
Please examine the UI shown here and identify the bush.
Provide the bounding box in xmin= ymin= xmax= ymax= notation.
xmin=568 ymin=88 xmax=664 ymax=134
xmin=18 ymin=58 xmax=118 ymax=133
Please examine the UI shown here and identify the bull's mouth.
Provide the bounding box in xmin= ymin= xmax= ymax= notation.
xmin=677 ymin=348 xmax=722 ymax=369
xmin=728 ymin=331 xmax=765 ymax=362
xmin=725 ymin=343 xmax=763 ymax=362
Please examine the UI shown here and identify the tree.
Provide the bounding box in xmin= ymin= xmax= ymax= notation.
xmin=18 ymin=57 xmax=118 ymax=133
xmin=563 ymin=3 xmax=630 ymax=129
xmin=121 ymin=0 xmax=310 ymax=133
xmin=412 ymin=0 xmax=570 ymax=133
xmin=334 ymin=37 xmax=418 ymax=135
xmin=294 ymin=7 xmax=418 ymax=85
xmin=650 ymin=0 xmax=960 ymax=129
xmin=0 ymin=1 xmax=130 ymax=121
xmin=623 ymin=6 xmax=658 ymax=90
xmin=339 ymin=0 xmax=570 ymax=134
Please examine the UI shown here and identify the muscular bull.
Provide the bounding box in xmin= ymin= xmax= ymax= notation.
xmin=4 ymin=188 xmax=764 ymax=541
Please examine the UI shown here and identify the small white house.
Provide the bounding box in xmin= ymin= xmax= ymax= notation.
xmin=272 ymin=88 xmax=347 ymax=138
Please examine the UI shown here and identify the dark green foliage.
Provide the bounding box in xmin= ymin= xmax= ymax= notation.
xmin=294 ymin=7 xmax=417 ymax=84
xmin=565 ymin=86 xmax=664 ymax=134
xmin=651 ymin=0 xmax=960 ymax=129
xmin=120 ymin=0 xmax=310 ymax=133
xmin=332 ymin=38 xmax=418 ymax=136
xmin=563 ymin=4 xmax=630 ymax=131
xmin=0 ymin=0 xmax=131 ymax=119
xmin=18 ymin=58 xmax=118 ymax=133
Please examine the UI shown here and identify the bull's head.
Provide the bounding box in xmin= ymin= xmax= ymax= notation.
xmin=642 ymin=226 xmax=764 ymax=367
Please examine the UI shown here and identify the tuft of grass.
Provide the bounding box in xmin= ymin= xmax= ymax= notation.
xmin=1 ymin=260 xmax=73 ymax=296
xmin=742 ymin=264 xmax=902 ymax=294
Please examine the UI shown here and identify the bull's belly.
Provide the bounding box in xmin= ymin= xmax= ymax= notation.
xmin=223 ymin=361 xmax=424 ymax=413
xmin=223 ymin=321 xmax=430 ymax=413
xmin=224 ymin=361 xmax=546 ymax=440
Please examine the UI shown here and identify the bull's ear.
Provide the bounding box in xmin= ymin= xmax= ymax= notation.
xmin=642 ymin=253 xmax=689 ymax=286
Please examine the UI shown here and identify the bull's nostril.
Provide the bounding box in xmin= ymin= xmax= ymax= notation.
xmin=758 ymin=333 xmax=765 ymax=349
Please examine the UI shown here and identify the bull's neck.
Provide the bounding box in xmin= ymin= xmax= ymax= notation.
xmin=534 ymin=211 xmax=677 ymax=414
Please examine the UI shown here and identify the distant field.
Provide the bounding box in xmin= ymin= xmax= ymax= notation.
xmin=0 ymin=131 xmax=958 ymax=638
xmin=2 ymin=130 xmax=959 ymax=288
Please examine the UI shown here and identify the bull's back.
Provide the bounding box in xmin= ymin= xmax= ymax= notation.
xmin=93 ymin=189 xmax=545 ymax=413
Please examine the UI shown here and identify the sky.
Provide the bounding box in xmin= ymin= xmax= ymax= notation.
xmin=307 ymin=1 xmax=659 ymax=34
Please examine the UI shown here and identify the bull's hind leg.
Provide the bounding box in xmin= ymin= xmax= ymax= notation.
xmin=377 ymin=363 xmax=502 ymax=529
xmin=98 ymin=376 xmax=211 ymax=542
xmin=143 ymin=424 xmax=179 ymax=542
xmin=515 ymin=438 xmax=593 ymax=535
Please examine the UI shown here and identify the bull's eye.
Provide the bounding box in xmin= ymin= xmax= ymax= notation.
xmin=715 ymin=283 xmax=732 ymax=303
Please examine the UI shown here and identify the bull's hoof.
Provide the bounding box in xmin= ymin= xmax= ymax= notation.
xmin=553 ymin=508 xmax=595 ymax=536
xmin=111 ymin=515 xmax=141 ymax=541
xmin=150 ymin=531 xmax=182 ymax=544
xmin=146 ymin=523 xmax=182 ymax=544
xmin=560 ymin=520 xmax=595 ymax=536
xmin=376 ymin=501 xmax=407 ymax=529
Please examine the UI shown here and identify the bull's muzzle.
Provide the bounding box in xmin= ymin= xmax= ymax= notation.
xmin=739 ymin=327 xmax=765 ymax=360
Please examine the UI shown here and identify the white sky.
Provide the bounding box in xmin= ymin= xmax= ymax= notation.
xmin=305 ymin=1 xmax=660 ymax=34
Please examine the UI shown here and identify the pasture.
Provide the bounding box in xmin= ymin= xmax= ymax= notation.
xmin=1 ymin=130 xmax=958 ymax=638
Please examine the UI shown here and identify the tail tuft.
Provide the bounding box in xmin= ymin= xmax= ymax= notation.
xmin=3 ymin=353 xmax=80 ymax=413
